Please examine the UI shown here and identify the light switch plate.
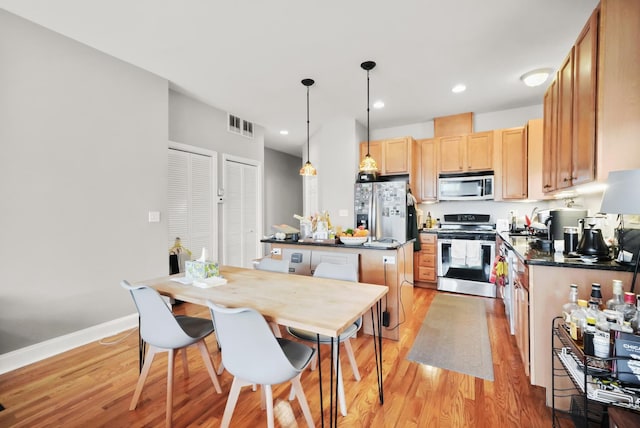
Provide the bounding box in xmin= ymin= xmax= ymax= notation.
xmin=148 ymin=211 xmax=161 ymax=223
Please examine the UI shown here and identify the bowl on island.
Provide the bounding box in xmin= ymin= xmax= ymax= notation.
xmin=339 ymin=236 xmax=368 ymax=246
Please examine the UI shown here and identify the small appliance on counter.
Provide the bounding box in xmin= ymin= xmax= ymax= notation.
xmin=576 ymin=220 xmax=610 ymax=258
xmin=547 ymin=208 xmax=587 ymax=242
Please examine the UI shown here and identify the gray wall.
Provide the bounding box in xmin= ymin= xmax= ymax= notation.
xmin=264 ymin=149 xmax=303 ymax=235
xmin=0 ymin=10 xmax=169 ymax=353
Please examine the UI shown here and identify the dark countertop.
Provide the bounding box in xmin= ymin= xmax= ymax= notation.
xmin=260 ymin=238 xmax=413 ymax=251
xmin=498 ymin=231 xmax=634 ymax=272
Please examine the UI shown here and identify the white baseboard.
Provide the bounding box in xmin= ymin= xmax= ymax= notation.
xmin=0 ymin=314 xmax=138 ymax=375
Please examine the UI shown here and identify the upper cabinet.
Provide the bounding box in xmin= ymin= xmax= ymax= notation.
xmin=542 ymin=0 xmax=640 ymax=193
xmin=359 ymin=136 xmax=420 ymax=197
xmin=439 ymin=131 xmax=493 ymax=173
xmin=500 ymin=127 xmax=527 ymax=200
xmin=418 ymin=138 xmax=437 ymax=202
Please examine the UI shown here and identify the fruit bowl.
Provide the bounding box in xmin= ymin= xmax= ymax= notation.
xmin=339 ymin=236 xmax=368 ymax=246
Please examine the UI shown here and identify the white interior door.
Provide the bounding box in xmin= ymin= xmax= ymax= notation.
xmin=168 ymin=144 xmax=217 ymax=262
xmin=222 ymin=155 xmax=262 ymax=267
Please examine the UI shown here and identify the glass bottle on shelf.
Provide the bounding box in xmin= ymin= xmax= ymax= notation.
xmin=590 ymin=283 xmax=604 ymax=310
xmin=562 ymin=283 xmax=580 ymax=323
xmin=593 ymin=315 xmax=612 ymax=359
xmin=630 ymin=295 xmax=640 ymax=333
xmin=583 ymin=316 xmax=597 ymax=356
xmin=570 ymin=299 xmax=588 ymax=345
xmin=616 ymin=292 xmax=637 ymax=322
xmin=606 ymin=279 xmax=624 ymax=310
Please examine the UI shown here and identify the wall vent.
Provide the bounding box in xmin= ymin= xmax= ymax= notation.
xmin=227 ymin=113 xmax=254 ymax=139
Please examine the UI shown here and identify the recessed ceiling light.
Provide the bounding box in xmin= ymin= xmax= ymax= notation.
xmin=279 ymin=130 xmax=289 ymax=135
xmin=451 ymin=84 xmax=466 ymax=94
xmin=373 ymin=100 xmax=385 ymax=109
xmin=520 ymin=68 xmax=553 ymax=87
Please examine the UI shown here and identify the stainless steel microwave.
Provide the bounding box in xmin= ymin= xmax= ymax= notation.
xmin=438 ymin=172 xmax=494 ymax=201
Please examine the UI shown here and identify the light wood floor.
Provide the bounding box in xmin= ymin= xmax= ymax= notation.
xmin=0 ymin=287 xmax=554 ymax=427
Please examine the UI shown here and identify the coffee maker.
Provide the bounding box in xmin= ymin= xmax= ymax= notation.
xmin=546 ymin=208 xmax=587 ymax=241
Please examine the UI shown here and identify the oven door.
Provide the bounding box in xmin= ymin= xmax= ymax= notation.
xmin=437 ymin=238 xmax=496 ymax=298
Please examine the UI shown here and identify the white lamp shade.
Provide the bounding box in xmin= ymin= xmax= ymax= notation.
xmin=599 ymin=169 xmax=640 ymax=214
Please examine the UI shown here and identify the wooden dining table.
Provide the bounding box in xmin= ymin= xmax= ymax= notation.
xmin=137 ymin=265 xmax=388 ymax=427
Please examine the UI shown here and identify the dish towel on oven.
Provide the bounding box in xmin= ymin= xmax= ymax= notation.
xmin=466 ymin=240 xmax=482 ymax=267
xmin=451 ymin=240 xmax=467 ymax=265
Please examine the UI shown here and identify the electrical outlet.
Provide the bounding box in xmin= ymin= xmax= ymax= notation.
xmin=271 ymin=248 xmax=281 ymax=255
xmin=383 ymin=256 xmax=395 ymax=264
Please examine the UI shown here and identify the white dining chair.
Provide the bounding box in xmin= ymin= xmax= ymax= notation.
xmin=121 ymin=280 xmax=222 ymax=427
xmin=207 ymin=301 xmax=316 ymax=428
xmin=254 ymin=256 xmax=291 ymax=337
xmin=286 ymin=262 xmax=362 ymax=416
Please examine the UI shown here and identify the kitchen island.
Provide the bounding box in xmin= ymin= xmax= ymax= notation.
xmin=498 ymin=232 xmax=635 ymax=406
xmin=261 ymin=238 xmax=414 ymax=341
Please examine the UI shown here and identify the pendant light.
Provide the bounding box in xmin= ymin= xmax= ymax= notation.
xmin=359 ymin=61 xmax=379 ymax=174
xmin=299 ymin=78 xmax=317 ymax=176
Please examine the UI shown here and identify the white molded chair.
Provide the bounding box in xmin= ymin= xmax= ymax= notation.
xmin=254 ymin=257 xmax=291 ymax=337
xmin=207 ymin=301 xmax=316 ymax=428
xmin=286 ymin=262 xmax=362 ymax=416
xmin=121 ymin=280 xmax=222 ymax=427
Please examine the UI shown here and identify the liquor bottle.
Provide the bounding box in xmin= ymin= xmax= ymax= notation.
xmin=570 ymin=299 xmax=588 ymax=345
xmin=630 ymin=295 xmax=640 ymax=333
xmin=590 ymin=283 xmax=604 ymax=310
xmin=562 ymin=284 xmax=580 ymax=323
xmin=616 ymin=292 xmax=637 ymax=322
xmin=426 ymin=212 xmax=432 ymax=229
xmin=606 ymin=280 xmax=624 ymax=310
xmin=593 ymin=315 xmax=613 ymax=359
xmin=583 ymin=316 xmax=597 ymax=356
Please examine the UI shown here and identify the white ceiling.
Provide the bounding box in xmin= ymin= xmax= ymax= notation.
xmin=0 ymin=0 xmax=599 ymax=156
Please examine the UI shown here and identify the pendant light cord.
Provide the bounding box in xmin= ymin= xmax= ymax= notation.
xmin=306 ymin=85 xmax=310 ymax=163
xmin=366 ymin=69 xmax=371 ymax=156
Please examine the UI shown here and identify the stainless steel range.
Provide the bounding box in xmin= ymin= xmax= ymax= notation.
xmin=436 ymin=214 xmax=497 ymax=298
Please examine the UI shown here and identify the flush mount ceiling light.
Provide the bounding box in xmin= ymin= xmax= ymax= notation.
xmin=280 ymin=130 xmax=289 ymax=135
xmin=451 ymin=84 xmax=466 ymax=94
xmin=299 ymin=78 xmax=317 ymax=176
xmin=520 ymin=68 xmax=553 ymax=87
xmin=373 ymin=100 xmax=385 ymax=109
xmin=359 ymin=60 xmax=379 ymax=174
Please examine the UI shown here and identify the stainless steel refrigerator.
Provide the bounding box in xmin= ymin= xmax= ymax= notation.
xmin=354 ymin=180 xmax=408 ymax=243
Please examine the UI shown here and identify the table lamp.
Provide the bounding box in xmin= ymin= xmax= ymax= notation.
xmin=599 ymin=169 xmax=640 ymax=292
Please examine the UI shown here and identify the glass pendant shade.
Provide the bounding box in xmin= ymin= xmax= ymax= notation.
xmin=300 ymin=78 xmax=316 ymax=176
xmin=299 ymin=161 xmax=317 ymax=176
xmin=359 ymin=154 xmax=378 ymax=172
xmin=359 ymin=61 xmax=378 ymax=173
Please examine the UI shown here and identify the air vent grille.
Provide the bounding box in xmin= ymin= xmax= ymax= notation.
xmin=227 ymin=113 xmax=254 ymax=139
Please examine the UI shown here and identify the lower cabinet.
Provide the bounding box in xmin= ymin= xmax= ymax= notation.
xmin=414 ymin=233 xmax=437 ymax=286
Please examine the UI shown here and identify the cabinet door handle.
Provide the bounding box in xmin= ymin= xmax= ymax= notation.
xmin=563 ymin=177 xmax=570 ymax=182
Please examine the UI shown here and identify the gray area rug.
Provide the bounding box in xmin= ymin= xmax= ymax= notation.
xmin=407 ymin=293 xmax=494 ymax=381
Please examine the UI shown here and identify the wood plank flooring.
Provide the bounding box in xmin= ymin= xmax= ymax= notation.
xmin=0 ymin=287 xmax=555 ymax=427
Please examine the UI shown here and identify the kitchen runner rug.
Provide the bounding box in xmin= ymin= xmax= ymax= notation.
xmin=407 ymin=293 xmax=494 ymax=381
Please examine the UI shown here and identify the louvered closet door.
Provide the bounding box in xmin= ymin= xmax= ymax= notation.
xmin=168 ymin=149 xmax=215 ymax=262
xmin=223 ymin=158 xmax=260 ymax=268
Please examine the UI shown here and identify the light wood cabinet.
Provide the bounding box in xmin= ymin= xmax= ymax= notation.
xmin=542 ymin=0 xmax=640 ymax=193
xmin=439 ymin=131 xmax=493 ymax=173
xmin=542 ymin=81 xmax=558 ymax=193
xmin=414 ymin=233 xmax=437 ymax=286
xmin=500 ymin=127 xmax=527 ymax=199
xmin=418 ymin=138 xmax=437 ymax=201
xmin=359 ymin=136 xmax=420 ymax=198
xmin=526 ymin=119 xmax=547 ymax=201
